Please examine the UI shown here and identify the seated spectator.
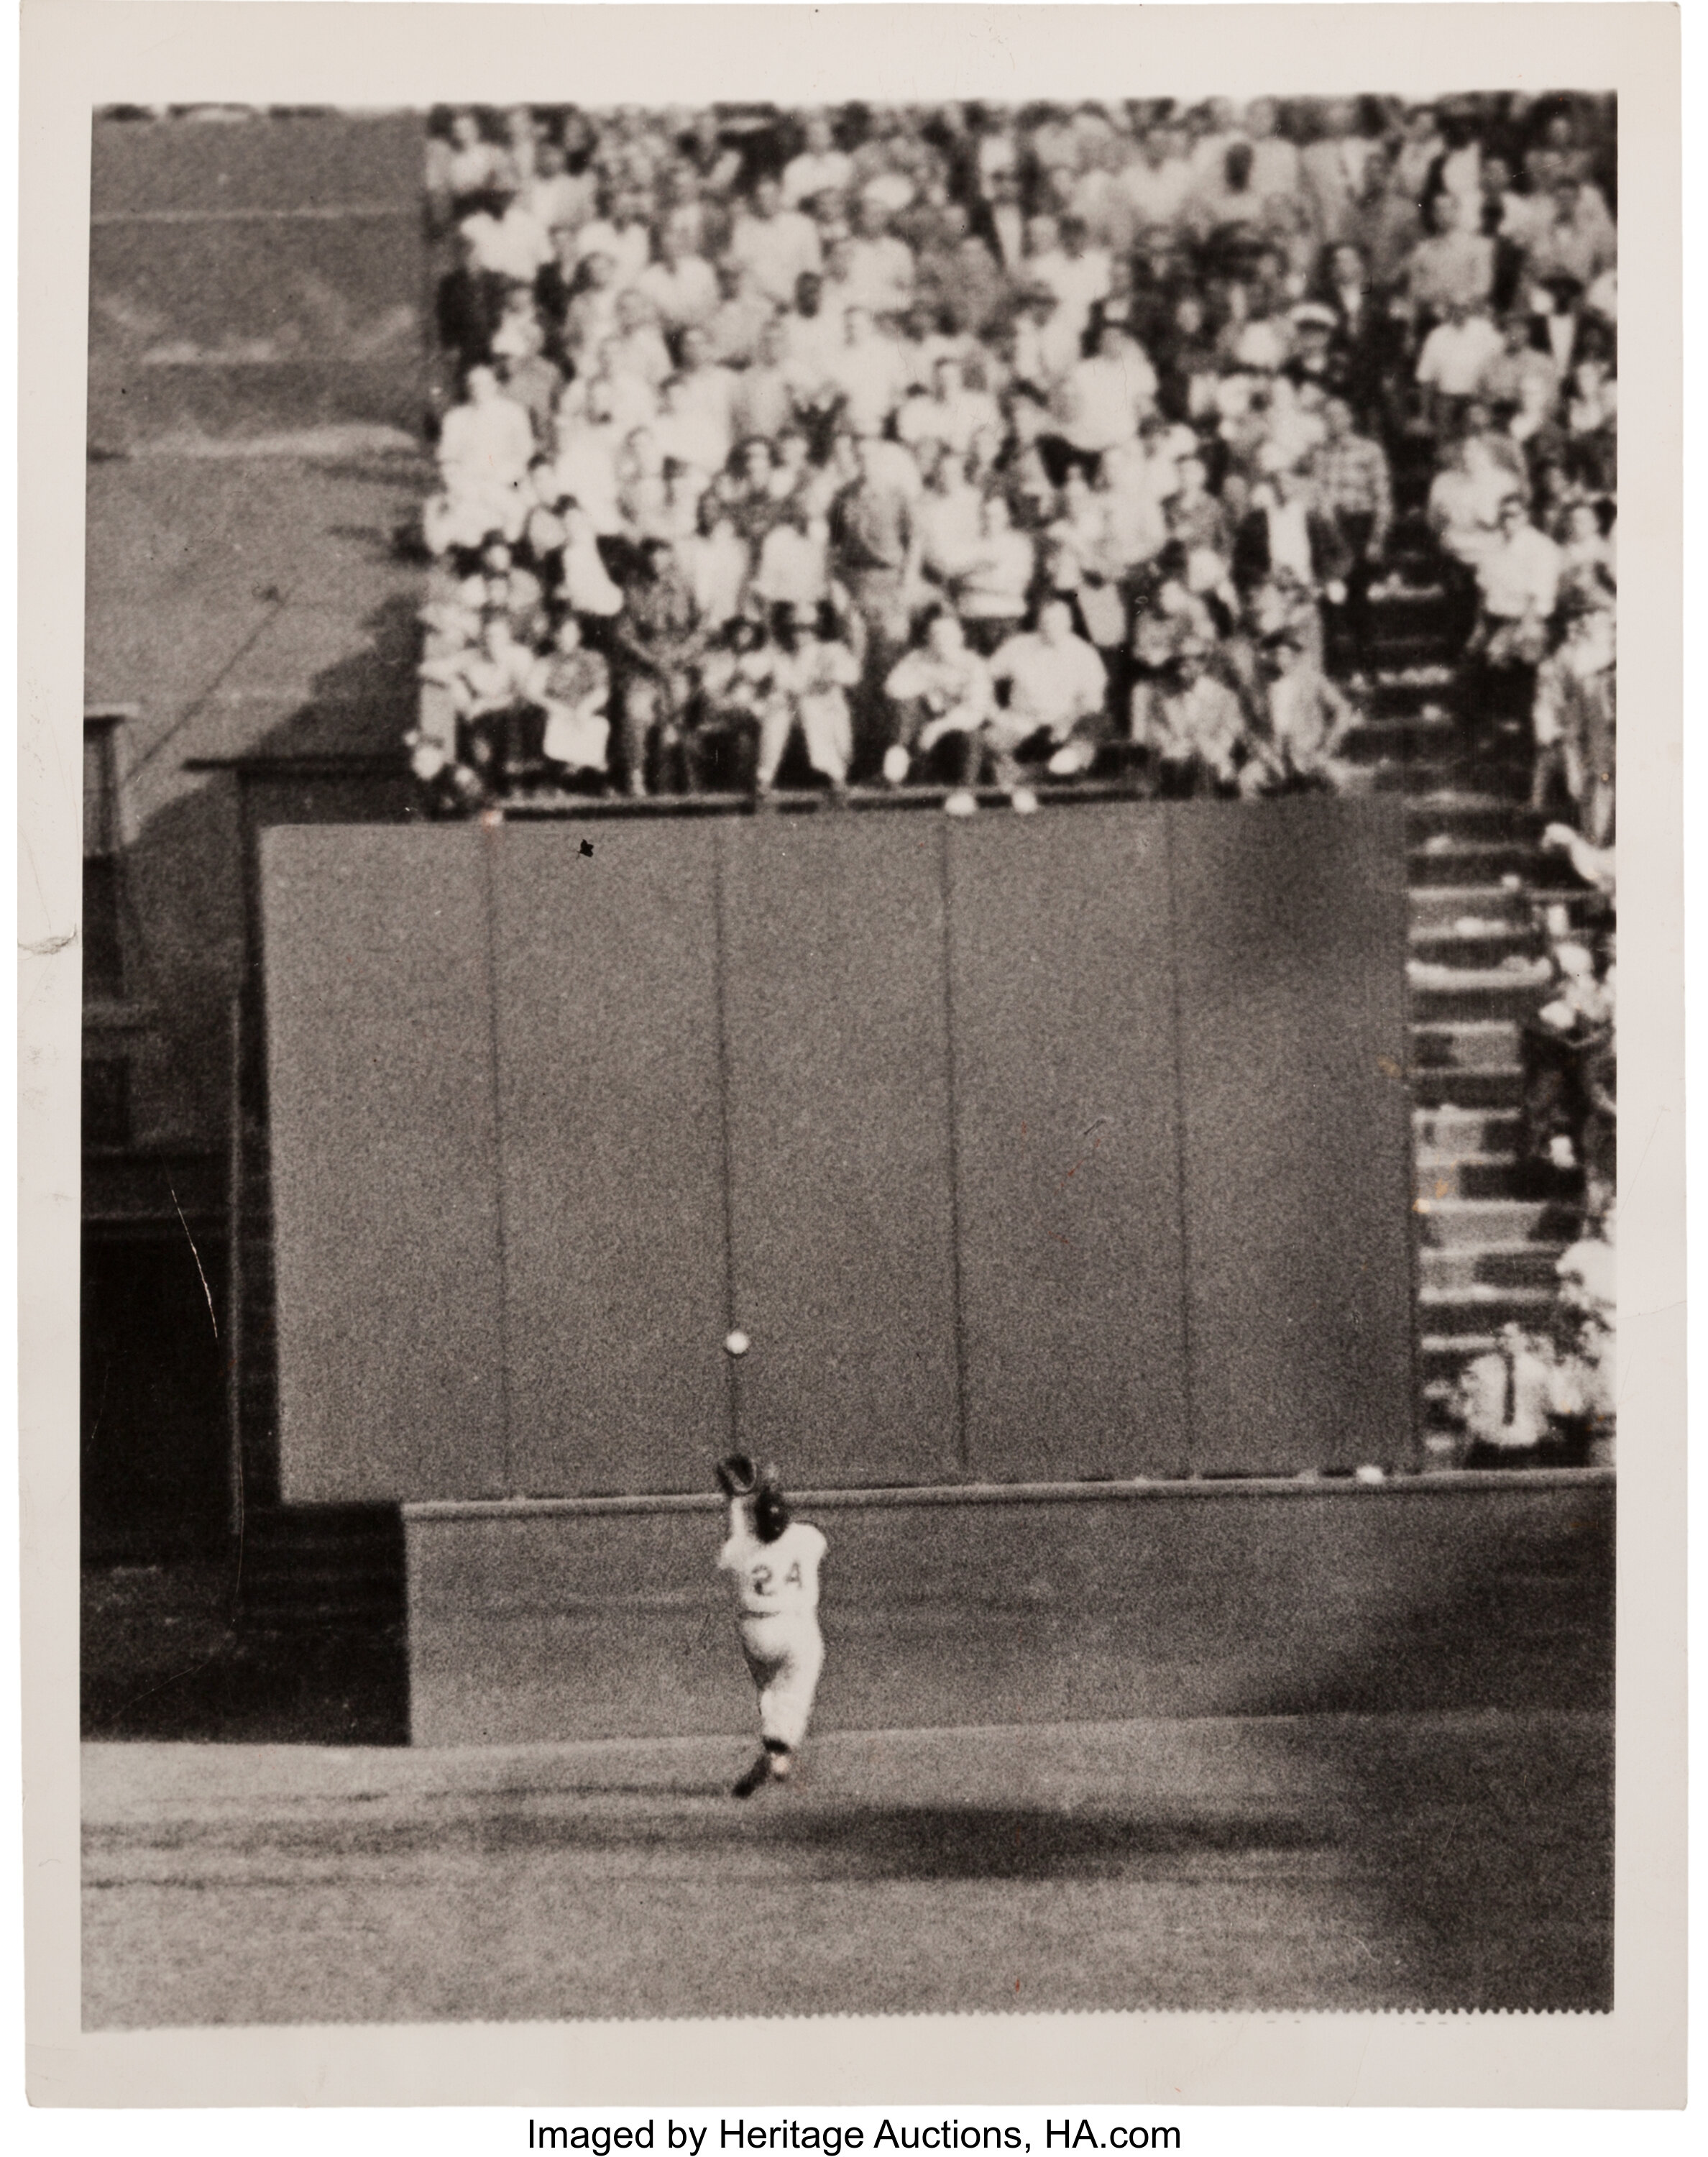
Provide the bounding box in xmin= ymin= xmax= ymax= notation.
xmin=689 ymin=617 xmax=774 ymax=794
xmin=1405 ymin=189 xmax=1496 ymax=321
xmin=460 ymin=184 xmax=554 ymax=287
xmin=882 ymin=607 xmax=998 ymax=807
xmin=1130 ymin=643 xmax=1248 ymax=796
xmin=436 ymin=365 xmax=536 ymax=536
xmin=1453 ymin=1322 xmax=1579 ymax=1467
xmin=674 ymin=489 xmax=752 ymax=634
xmin=556 ymin=247 xmax=623 ymax=364
xmin=636 ymin=214 xmax=720 ymax=334
xmin=729 ymin=174 xmax=823 ymax=308
xmin=845 ymin=195 xmax=917 ymax=316
xmin=897 ymin=353 xmax=1002 ymax=461
xmin=451 ymin=613 xmax=545 ymax=788
xmin=1306 ymin=395 xmax=1392 ymax=672
xmin=572 ymin=186 xmax=653 ymax=288
xmin=536 ymin=613 xmax=612 ymax=785
xmin=987 ymin=597 xmax=1109 ymax=787
xmin=1026 ymin=214 xmax=1113 ymax=347
xmin=953 ymin=492 xmax=1037 ymax=652
xmin=826 ymin=304 xmax=912 ymax=438
xmin=614 ymin=535 xmax=711 ymax=794
xmin=783 ymin=111 xmax=853 ymax=211
xmin=758 ymin=602 xmax=862 ymax=797
xmin=752 ymin=498 xmax=832 ymax=615
xmin=1050 ymin=324 xmax=1160 ymax=475
xmin=707 ymin=260 xmax=777 ymax=369
xmin=1476 ymin=310 xmax=1560 ymax=411
xmin=1241 ymin=630 xmax=1356 ymax=794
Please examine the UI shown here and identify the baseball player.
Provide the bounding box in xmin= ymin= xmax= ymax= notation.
xmin=714 ymin=1455 xmax=828 ymax=1798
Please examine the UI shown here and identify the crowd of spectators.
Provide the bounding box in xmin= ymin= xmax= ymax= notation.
xmin=408 ymin=91 xmax=1617 ymax=823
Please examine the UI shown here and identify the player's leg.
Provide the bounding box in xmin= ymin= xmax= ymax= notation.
xmin=733 ymin=1626 xmax=787 ymax=1798
xmin=755 ymin=1623 xmax=825 ymax=1782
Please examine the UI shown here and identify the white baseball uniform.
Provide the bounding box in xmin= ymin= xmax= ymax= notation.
xmin=718 ymin=1501 xmax=827 ymax=1749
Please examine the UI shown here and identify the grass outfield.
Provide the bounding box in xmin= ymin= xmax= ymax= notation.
xmin=83 ymin=1709 xmax=1610 ymax=2025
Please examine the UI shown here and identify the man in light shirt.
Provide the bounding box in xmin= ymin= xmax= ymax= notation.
xmin=987 ymin=598 xmax=1109 ymax=791
xmin=1052 ymin=324 xmax=1160 ymax=466
xmin=459 ymin=187 xmax=554 ymax=286
xmin=896 ymin=353 xmax=1001 ymax=461
xmin=1415 ymin=301 xmax=1505 ymax=436
xmin=572 ymin=187 xmax=653 ymax=289
xmin=782 ymin=111 xmax=853 ymax=210
xmin=636 ymin=216 xmax=720 ymax=334
xmin=826 ymin=306 xmax=911 ymax=438
xmin=727 ymin=174 xmax=823 ymax=308
xmin=845 ymin=195 xmax=917 ymax=317
xmin=1122 ymin=126 xmax=1195 ymax=237
xmin=1025 ymin=214 xmax=1112 ymax=347
xmin=438 ymin=364 xmax=536 ymax=502
xmin=883 ymin=606 xmax=998 ymax=802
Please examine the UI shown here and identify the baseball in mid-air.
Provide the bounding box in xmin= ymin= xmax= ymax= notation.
xmin=724 ymin=1329 xmax=750 ymax=1357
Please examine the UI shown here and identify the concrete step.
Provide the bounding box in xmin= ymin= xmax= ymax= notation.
xmin=1405 ymin=794 xmax=1546 ymax=840
xmin=1414 ymin=1102 xmax=1524 ymax=1152
xmin=1415 ymin=1149 xmax=1579 ymax=1201
xmin=1420 ymin=1244 xmax=1571 ymax=1294
xmin=1408 ymin=884 xmax=1537 ymax=933
xmin=1418 ymin=1285 xmax=1560 ymax=1335
xmin=1410 ymin=1018 xmax=1522 ymax=1072
xmin=1410 ymin=1066 xmax=1523 ymax=1110
xmin=1408 ymin=837 xmax=1556 ymax=885
xmin=1420 ymin=1333 xmax=1497 ymax=1386
xmin=1413 ymin=1196 xmax=1579 ymax=1247
xmin=1410 ymin=922 xmax=1536 ymax=966
xmin=1408 ymin=965 xmax=1551 ymax=1024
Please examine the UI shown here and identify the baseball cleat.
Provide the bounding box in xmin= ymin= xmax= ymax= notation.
xmin=732 ymin=1753 xmax=773 ymax=1799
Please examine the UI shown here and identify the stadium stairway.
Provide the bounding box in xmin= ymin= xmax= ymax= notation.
xmin=1336 ymin=482 xmax=1588 ymax=1462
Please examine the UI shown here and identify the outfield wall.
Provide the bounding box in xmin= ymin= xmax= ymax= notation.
xmin=261 ymin=801 xmax=1416 ymax=1503
xmin=403 ymin=1473 xmax=1614 ymax=1744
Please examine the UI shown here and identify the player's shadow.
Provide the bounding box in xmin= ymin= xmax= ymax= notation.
xmin=758 ymin=1804 xmax=1331 ymax=1879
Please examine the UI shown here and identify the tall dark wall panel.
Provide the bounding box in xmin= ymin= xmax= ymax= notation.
xmin=947 ymin=808 xmax=1190 ymax=1479
xmin=719 ymin=819 xmax=962 ymax=1486
xmin=1170 ymin=800 xmax=1415 ymax=1473
xmin=263 ymin=827 xmax=506 ymax=1502
xmin=490 ymin=825 xmax=730 ymax=1496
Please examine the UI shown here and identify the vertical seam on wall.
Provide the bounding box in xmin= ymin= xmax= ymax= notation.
xmin=478 ymin=828 xmax=518 ymax=1495
xmin=939 ymin=818 xmax=972 ymax=1473
xmin=710 ymin=822 xmax=741 ymax=1452
xmin=1163 ymin=807 xmax=1197 ymax=1473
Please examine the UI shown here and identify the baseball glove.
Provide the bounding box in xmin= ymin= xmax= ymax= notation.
xmin=715 ymin=1452 xmax=759 ymax=1498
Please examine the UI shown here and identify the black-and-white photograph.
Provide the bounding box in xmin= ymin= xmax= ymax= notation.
xmin=75 ymin=59 xmax=1622 ymax=2035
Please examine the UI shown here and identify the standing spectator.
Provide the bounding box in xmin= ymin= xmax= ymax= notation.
xmin=1414 ymin=299 xmax=1505 ymax=437
xmin=1300 ymin=101 xmax=1372 ymax=247
xmin=1307 ymin=395 xmax=1392 ymax=673
xmin=829 ymin=431 xmax=924 ymax=764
